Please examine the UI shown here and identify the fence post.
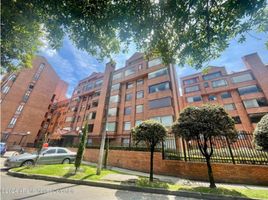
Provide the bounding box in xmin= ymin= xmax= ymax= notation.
xmin=162 ymin=141 xmax=165 ymax=159
xmin=226 ymin=137 xmax=235 ymax=164
xmin=182 ymin=139 xmax=187 ymax=161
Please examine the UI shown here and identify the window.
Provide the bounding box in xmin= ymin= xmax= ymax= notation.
xmin=204 ymin=82 xmax=209 ymax=88
xmin=138 ymin=64 xmax=143 ymax=70
xmin=95 ymin=79 xmax=103 ymax=87
xmin=185 ymin=85 xmax=199 ymax=93
xmin=34 ymin=63 xmax=45 ymax=80
xmin=113 ymin=72 xmax=122 ymax=80
xmin=136 ymin=105 xmax=143 ymax=113
xmin=212 ymin=79 xmax=227 ymax=88
xmin=135 ymin=120 xmax=142 ymax=126
xmin=65 ymin=117 xmax=74 ymax=122
xmin=124 ymin=107 xmax=131 ymax=115
xmin=148 ymin=58 xmax=162 ymax=68
xmin=82 ymin=96 xmax=87 ymax=102
xmin=92 ymin=101 xmax=98 ymax=107
xmin=29 ymin=83 xmax=34 ymax=89
xmin=151 ymin=115 xmax=173 ymax=127
xmin=122 ymin=138 xmax=130 ymax=147
xmin=208 ymin=95 xmax=217 ymax=101
xmin=106 ymin=122 xmax=116 ymax=131
xmin=57 ymin=149 xmax=67 ymax=154
xmin=243 ymin=98 xmax=268 ymax=108
xmin=127 ymin=82 xmax=134 ymax=89
xmin=108 ymin=108 xmax=117 ymax=117
xmin=187 ymin=96 xmax=202 ymax=103
xmin=232 ymin=116 xmax=241 ymax=124
xmin=111 ymin=83 xmax=120 ymax=91
xmin=202 ymin=71 xmax=222 ymax=80
xmin=2 ymin=86 xmax=10 ymax=94
xmin=23 ymin=90 xmax=31 ymax=102
xmin=149 ymin=82 xmax=170 ymax=93
xmin=87 ymin=139 xmax=93 ymax=145
xmin=136 ymin=90 xmax=144 ymax=99
xmin=84 ymin=83 xmax=94 ymax=91
xmin=88 ymin=112 xmax=96 ymax=119
xmin=221 ymin=92 xmax=231 ymax=99
xmin=125 ymin=68 xmax=136 ymax=76
xmin=124 ymin=121 xmax=131 ymax=131
xmin=183 ymin=77 xmax=198 ymax=86
xmin=238 ymin=85 xmax=261 ymax=95
xmin=8 ymin=117 xmax=17 ymax=128
xmin=93 ymin=91 xmax=100 ymax=97
xmin=148 ymin=68 xmax=168 ymax=79
xmin=137 ymin=79 xmax=144 ymax=85
xmin=149 ymin=97 xmax=171 ymax=109
xmin=249 ymin=113 xmax=267 ymax=123
xmin=125 ymin=93 xmax=132 ymax=101
xmin=224 ymin=103 xmax=236 ymax=111
xmin=232 ymin=73 xmax=254 ymax=83
xmin=88 ymin=124 xmax=94 ymax=132
xmin=45 ymin=149 xmax=56 ymax=154
xmin=16 ymin=104 xmax=24 ymax=114
xmin=109 ymin=95 xmax=120 ymax=103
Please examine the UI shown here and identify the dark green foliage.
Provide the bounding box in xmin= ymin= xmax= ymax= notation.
xmin=75 ymin=124 xmax=88 ymax=173
xmin=1 ymin=1 xmax=267 ymax=72
xmin=132 ymin=120 xmax=167 ymax=182
xmin=253 ymin=114 xmax=268 ymax=151
xmin=172 ymin=104 xmax=237 ymax=188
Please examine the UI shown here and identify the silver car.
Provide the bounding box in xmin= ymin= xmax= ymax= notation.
xmin=4 ymin=147 xmax=76 ymax=168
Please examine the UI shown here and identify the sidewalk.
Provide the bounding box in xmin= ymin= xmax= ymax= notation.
xmin=82 ymin=161 xmax=268 ymax=190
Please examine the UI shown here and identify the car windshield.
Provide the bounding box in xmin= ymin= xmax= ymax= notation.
xmin=0 ymin=143 xmax=5 ymax=147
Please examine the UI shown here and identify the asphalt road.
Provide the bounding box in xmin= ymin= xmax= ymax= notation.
xmin=0 ymin=157 xmax=199 ymax=200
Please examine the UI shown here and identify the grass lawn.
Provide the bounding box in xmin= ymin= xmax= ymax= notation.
xmin=12 ymin=165 xmax=268 ymax=199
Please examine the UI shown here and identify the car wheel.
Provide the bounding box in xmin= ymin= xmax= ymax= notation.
xmin=62 ymin=158 xmax=70 ymax=164
xmin=21 ymin=160 xmax=34 ymax=167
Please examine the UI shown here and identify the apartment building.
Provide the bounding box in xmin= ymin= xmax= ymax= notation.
xmin=1 ymin=56 xmax=68 ymax=147
xmin=48 ymin=52 xmax=180 ymax=146
xmin=179 ymin=53 xmax=268 ymax=133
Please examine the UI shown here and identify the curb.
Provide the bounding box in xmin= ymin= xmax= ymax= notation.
xmin=7 ymin=170 xmax=256 ymax=200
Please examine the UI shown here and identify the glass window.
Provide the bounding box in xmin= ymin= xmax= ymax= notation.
xmin=88 ymin=124 xmax=94 ymax=132
xmin=151 ymin=115 xmax=173 ymax=127
xmin=137 ymin=79 xmax=144 ymax=85
xmin=249 ymin=113 xmax=267 ymax=123
xmin=45 ymin=149 xmax=56 ymax=154
xmin=106 ymin=122 xmax=116 ymax=131
xmin=83 ymin=83 xmax=94 ymax=91
xmin=57 ymin=149 xmax=67 ymax=154
xmin=136 ymin=105 xmax=143 ymax=113
xmin=183 ymin=77 xmax=199 ymax=85
xmin=92 ymin=101 xmax=98 ymax=107
xmin=208 ymin=95 xmax=217 ymax=101
xmin=125 ymin=93 xmax=132 ymax=101
xmin=224 ymin=103 xmax=236 ymax=111
xmin=127 ymin=82 xmax=134 ymax=89
xmin=221 ymin=92 xmax=231 ymax=99
xmin=238 ymin=85 xmax=261 ymax=95
xmin=111 ymin=83 xmax=120 ymax=91
xmin=109 ymin=95 xmax=120 ymax=103
xmin=202 ymin=71 xmax=222 ymax=80
xmin=135 ymin=120 xmax=142 ymax=126
xmin=149 ymin=97 xmax=172 ymax=109
xmin=148 ymin=68 xmax=168 ymax=79
xmin=88 ymin=112 xmax=96 ymax=119
xmin=232 ymin=116 xmax=241 ymax=124
xmin=232 ymin=73 xmax=254 ymax=83
xmin=124 ymin=107 xmax=131 ymax=115
xmin=138 ymin=64 xmax=143 ymax=70
xmin=124 ymin=121 xmax=131 ymax=131
xmin=95 ymin=79 xmax=103 ymax=87
xmin=2 ymin=86 xmax=10 ymax=94
xmin=212 ymin=79 xmax=227 ymax=88
xmin=187 ymin=96 xmax=202 ymax=103
xmin=108 ymin=108 xmax=118 ymax=117
xmin=93 ymin=91 xmax=100 ymax=97
xmin=122 ymin=138 xmax=130 ymax=147
xmin=113 ymin=72 xmax=122 ymax=80
xmin=204 ymin=82 xmax=209 ymax=88
xmin=136 ymin=90 xmax=144 ymax=99
xmin=148 ymin=58 xmax=162 ymax=68
xmin=243 ymin=98 xmax=268 ymax=108
xmin=65 ymin=117 xmax=74 ymax=122
xmin=185 ymin=85 xmax=199 ymax=93
xmin=16 ymin=104 xmax=24 ymax=114
xmin=8 ymin=117 xmax=17 ymax=128
xmin=125 ymin=68 xmax=136 ymax=76
xmin=149 ymin=82 xmax=170 ymax=93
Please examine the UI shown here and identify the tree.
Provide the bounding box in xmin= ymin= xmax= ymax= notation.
xmin=131 ymin=120 xmax=167 ymax=182
xmin=1 ymin=0 xmax=267 ymax=72
xmin=74 ymin=124 xmax=88 ymax=174
xmin=253 ymin=114 xmax=268 ymax=151
xmin=172 ymin=105 xmax=237 ymax=188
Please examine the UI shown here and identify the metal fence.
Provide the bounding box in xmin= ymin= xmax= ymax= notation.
xmin=162 ymin=132 xmax=268 ymax=165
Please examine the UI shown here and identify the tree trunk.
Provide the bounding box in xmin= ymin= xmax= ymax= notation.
xmin=205 ymin=156 xmax=216 ymax=188
xmin=149 ymin=145 xmax=155 ymax=182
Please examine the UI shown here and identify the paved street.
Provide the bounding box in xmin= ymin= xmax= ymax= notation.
xmin=0 ymin=157 xmax=198 ymax=200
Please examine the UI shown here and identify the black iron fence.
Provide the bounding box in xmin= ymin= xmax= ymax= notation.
xmin=162 ymin=132 xmax=268 ymax=165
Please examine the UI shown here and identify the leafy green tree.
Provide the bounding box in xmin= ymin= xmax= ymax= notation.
xmin=75 ymin=124 xmax=88 ymax=173
xmin=172 ymin=105 xmax=237 ymax=188
xmin=1 ymin=0 xmax=267 ymax=72
xmin=131 ymin=120 xmax=167 ymax=182
xmin=253 ymin=114 xmax=268 ymax=151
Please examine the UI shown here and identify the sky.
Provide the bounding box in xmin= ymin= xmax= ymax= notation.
xmin=39 ymin=32 xmax=268 ymax=98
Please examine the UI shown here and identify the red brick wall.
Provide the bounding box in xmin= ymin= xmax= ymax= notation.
xmin=66 ymin=148 xmax=268 ymax=186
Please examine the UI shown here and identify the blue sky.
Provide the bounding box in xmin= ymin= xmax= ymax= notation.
xmin=39 ymin=32 xmax=268 ymax=98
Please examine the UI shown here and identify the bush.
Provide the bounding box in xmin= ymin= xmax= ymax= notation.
xmin=253 ymin=114 xmax=268 ymax=151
